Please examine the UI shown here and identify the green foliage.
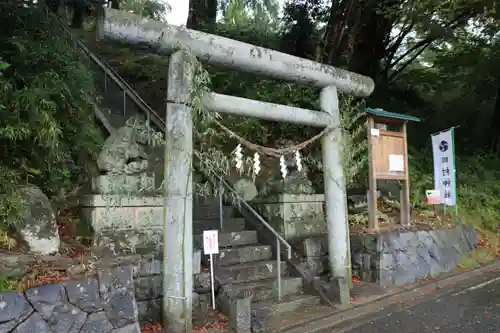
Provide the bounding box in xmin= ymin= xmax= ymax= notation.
xmin=120 ymin=0 xmax=168 ymax=21
xmin=0 ymin=275 xmax=16 ymax=292
xmin=409 ymin=149 xmax=500 ymax=232
xmin=222 ymin=0 xmax=280 ymax=32
xmin=0 ymin=7 xmax=104 ymax=226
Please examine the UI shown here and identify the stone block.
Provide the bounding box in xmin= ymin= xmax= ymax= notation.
xmin=63 ymin=278 xmax=105 ymax=312
xmin=26 ymin=284 xmax=87 ymax=332
xmin=216 ymin=261 xmax=286 ymax=285
xmin=91 ymin=174 xmax=157 ymax=195
xmin=327 ymin=277 xmax=350 ymax=305
xmin=136 ymin=299 xmax=161 ymax=325
xmin=138 ymin=257 xmax=162 ymax=277
xmin=98 ymin=265 xmax=135 ymax=297
xmin=302 ymin=236 xmax=328 ymax=258
xmin=352 ymin=252 xmax=363 ymax=269
xmin=134 ymin=276 xmax=162 ymax=301
xmin=194 ymin=272 xmax=215 ymax=294
xmin=0 ymin=264 xmax=141 ymax=333
xmin=105 ymin=288 xmax=138 ymax=328
xmin=215 ymin=245 xmax=272 ymax=266
xmin=228 ymin=297 xmax=251 ymax=333
xmin=193 ymin=217 xmax=246 ymax=234
xmin=12 ymin=312 xmax=51 ymax=333
xmin=0 ymin=291 xmax=34 ymax=332
xmin=193 ymin=250 xmax=201 ymax=274
xmin=80 ymin=312 xmax=114 ymax=333
xmin=360 ymin=269 xmax=372 ymax=281
xmin=359 ymin=224 xmax=477 ymax=288
xmin=194 ymin=230 xmax=258 ymax=249
xmin=81 ymin=194 xmax=164 ymax=256
xmin=198 ymin=293 xmax=212 ymax=312
xmin=257 ymin=194 xmax=326 ymax=240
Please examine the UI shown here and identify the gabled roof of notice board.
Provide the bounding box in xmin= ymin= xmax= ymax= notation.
xmin=365 ymin=107 xmax=421 ymax=122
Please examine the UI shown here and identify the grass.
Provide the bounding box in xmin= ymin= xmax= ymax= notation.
xmin=457 ymin=228 xmax=499 ymax=270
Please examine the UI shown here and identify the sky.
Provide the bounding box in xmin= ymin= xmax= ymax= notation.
xmin=163 ymin=0 xmax=286 ymax=27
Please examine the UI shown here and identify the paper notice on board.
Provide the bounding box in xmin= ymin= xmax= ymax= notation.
xmin=370 ymin=128 xmax=380 ymax=137
xmin=389 ymin=154 xmax=405 ymax=172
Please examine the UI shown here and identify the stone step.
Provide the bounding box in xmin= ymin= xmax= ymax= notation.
xmin=256 ymin=304 xmax=334 ymax=333
xmin=194 ymin=230 xmax=258 ymax=250
xmin=216 ymin=260 xmax=286 ymax=285
xmin=251 ymin=294 xmax=322 ymax=332
xmin=193 ymin=217 xmax=246 ymax=234
xmin=193 ymin=204 xmax=234 ymax=220
xmin=222 ymin=277 xmax=303 ymax=303
xmin=216 ymin=245 xmax=272 ymax=266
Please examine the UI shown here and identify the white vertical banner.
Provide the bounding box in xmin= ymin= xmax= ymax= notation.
xmin=431 ymin=128 xmax=457 ymax=206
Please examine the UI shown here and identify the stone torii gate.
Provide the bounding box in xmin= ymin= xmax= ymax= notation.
xmin=101 ymin=8 xmax=374 ymax=333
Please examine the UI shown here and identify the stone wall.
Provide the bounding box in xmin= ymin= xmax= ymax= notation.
xmin=351 ymin=224 xmax=477 ymax=287
xmin=294 ymin=224 xmax=477 ymax=288
xmin=0 ymin=255 xmax=213 ymax=333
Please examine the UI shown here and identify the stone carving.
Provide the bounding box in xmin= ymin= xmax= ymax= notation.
xmin=97 ymin=118 xmax=150 ymax=175
xmin=15 ymin=185 xmax=60 ymax=255
xmin=233 ymin=178 xmax=258 ymax=201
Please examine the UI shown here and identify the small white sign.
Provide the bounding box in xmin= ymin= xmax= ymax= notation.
xmin=389 ymin=154 xmax=405 ymax=172
xmin=203 ymin=230 xmax=219 ymax=255
xmin=426 ymin=189 xmax=441 ymax=205
xmin=371 ymin=128 xmax=380 ymax=137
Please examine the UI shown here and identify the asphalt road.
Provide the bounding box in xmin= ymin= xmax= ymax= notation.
xmin=340 ymin=271 xmax=500 ymax=333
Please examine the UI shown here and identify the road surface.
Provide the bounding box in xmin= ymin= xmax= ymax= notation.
xmin=339 ymin=269 xmax=500 ymax=333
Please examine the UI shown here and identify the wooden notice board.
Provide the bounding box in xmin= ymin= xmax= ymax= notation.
xmin=365 ymin=108 xmax=420 ymax=230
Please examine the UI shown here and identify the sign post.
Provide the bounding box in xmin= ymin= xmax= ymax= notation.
xmin=364 ymin=108 xmax=421 ymax=229
xmin=431 ymin=127 xmax=458 ymax=216
xmin=203 ymin=230 xmax=219 ymax=310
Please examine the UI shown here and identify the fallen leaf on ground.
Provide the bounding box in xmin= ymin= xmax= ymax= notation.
xmin=141 ymin=323 xmax=162 ymax=333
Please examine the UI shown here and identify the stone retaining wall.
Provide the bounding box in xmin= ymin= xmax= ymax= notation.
xmin=0 ymin=255 xmax=214 ymax=332
xmin=352 ymin=224 xmax=477 ymax=286
xmin=296 ymin=224 xmax=477 ymax=288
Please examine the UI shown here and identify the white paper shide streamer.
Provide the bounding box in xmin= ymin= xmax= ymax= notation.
xmin=279 ymin=155 xmax=287 ymax=178
xmin=233 ymin=144 xmax=243 ymax=172
xmin=295 ymin=150 xmax=303 ymax=172
xmin=253 ymin=152 xmax=261 ymax=175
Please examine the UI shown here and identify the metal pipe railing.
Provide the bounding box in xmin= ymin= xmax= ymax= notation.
xmin=51 ymin=8 xmax=292 ymax=300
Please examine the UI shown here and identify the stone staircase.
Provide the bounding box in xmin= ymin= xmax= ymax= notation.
xmin=192 ymin=198 xmax=325 ymax=332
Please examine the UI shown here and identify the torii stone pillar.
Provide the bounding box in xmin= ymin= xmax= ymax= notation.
xmin=320 ymin=86 xmax=351 ymax=304
xmin=163 ymin=51 xmax=194 ymax=333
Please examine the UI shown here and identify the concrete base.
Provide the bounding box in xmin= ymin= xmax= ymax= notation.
xmin=256 ymin=194 xmax=326 ymax=240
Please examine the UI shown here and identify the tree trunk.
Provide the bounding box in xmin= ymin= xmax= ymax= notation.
xmin=48 ymin=0 xmax=61 ymax=12
xmin=186 ymin=0 xmax=217 ymax=29
xmin=70 ymin=0 xmax=86 ymax=28
xmin=489 ymin=78 xmax=500 ymax=153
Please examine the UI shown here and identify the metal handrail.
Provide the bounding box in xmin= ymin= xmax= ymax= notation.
xmin=51 ymin=9 xmax=293 ymax=300
xmin=202 ymin=158 xmax=293 ymax=260
xmin=50 ymin=12 xmax=164 ymax=131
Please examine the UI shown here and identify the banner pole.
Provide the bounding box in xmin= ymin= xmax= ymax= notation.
xmin=431 ymin=125 xmax=461 ymax=136
xmin=451 ymin=127 xmax=458 ymax=219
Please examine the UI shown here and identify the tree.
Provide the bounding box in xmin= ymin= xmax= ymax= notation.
xmin=0 ymin=4 xmax=104 ymax=226
xmin=187 ymin=0 xmax=218 ymax=29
